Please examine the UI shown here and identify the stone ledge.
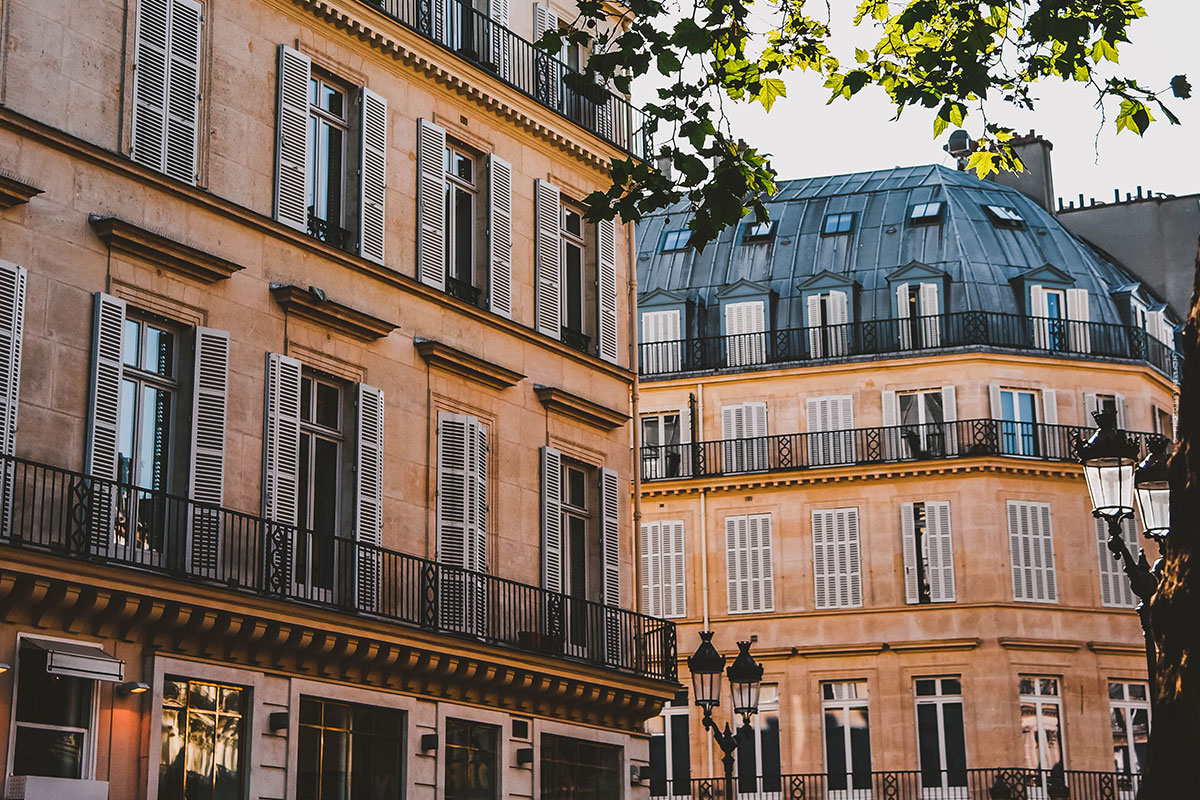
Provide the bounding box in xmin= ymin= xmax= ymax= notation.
xmin=270 ymin=284 xmax=399 ymax=342
xmin=89 ymin=215 xmax=244 ymax=283
xmin=1088 ymin=641 xmax=1147 ymax=657
xmin=0 ymin=170 xmax=42 ymax=208
xmin=998 ymin=636 xmax=1085 ymax=653
xmin=534 ymin=384 xmax=628 ymax=430
xmin=414 ymin=338 xmax=524 ymax=389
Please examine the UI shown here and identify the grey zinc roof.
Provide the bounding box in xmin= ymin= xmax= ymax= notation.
xmin=636 ymin=164 xmax=1156 ymax=330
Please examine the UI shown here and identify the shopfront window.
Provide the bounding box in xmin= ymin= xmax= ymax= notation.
xmin=159 ymin=677 xmax=246 ymax=800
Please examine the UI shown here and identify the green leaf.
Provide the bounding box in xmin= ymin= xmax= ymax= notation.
xmin=755 ymin=78 xmax=787 ymax=111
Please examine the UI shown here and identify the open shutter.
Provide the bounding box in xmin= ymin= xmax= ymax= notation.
xmin=274 ymin=45 xmax=311 ymax=231
xmin=534 ymin=179 xmax=562 ymax=338
xmin=1097 ymin=516 xmax=1138 ymax=607
xmin=748 ymin=401 xmax=768 ymax=471
xmin=358 ymin=88 xmax=388 ymax=265
xmin=540 ymin=446 xmax=563 ymax=592
xmin=827 ymin=290 xmax=848 ymax=356
xmin=86 ymin=294 xmax=126 ymax=482
xmin=806 ymin=294 xmax=823 ymax=357
xmin=639 ymin=522 xmax=659 ymax=617
xmin=355 ymin=384 xmax=385 ymax=611
xmin=748 ymin=514 xmax=773 ymax=612
xmin=187 ymin=327 xmax=229 ymax=576
xmin=489 ymin=0 xmax=511 ymax=79
xmin=881 ymin=390 xmax=900 ymax=460
xmin=664 ymin=520 xmax=686 ymax=618
xmin=487 ymin=154 xmax=513 ymax=317
xmin=812 ymin=509 xmax=832 ymax=609
xmin=0 ymin=262 xmax=26 ymax=537
xmin=989 ymin=383 xmax=1003 ymax=419
xmin=844 ymin=508 xmax=861 ymax=607
xmin=417 ymin=118 xmax=447 ymax=289
xmin=131 ymin=0 xmax=169 ymax=173
xmin=1029 ymin=285 xmax=1049 ymax=348
xmin=896 ymin=283 xmax=912 ymax=350
xmin=919 ymin=283 xmax=940 ymax=347
xmin=597 ymin=218 xmax=619 ymax=363
xmin=1041 ymin=388 xmax=1057 ymax=425
xmin=725 ymin=515 xmax=749 ymax=614
xmin=942 ymin=385 xmax=958 ymax=453
xmin=436 ymin=412 xmax=471 ymax=631
xmin=1083 ymin=392 xmax=1099 ymax=426
xmin=164 ymin=0 xmax=201 ymax=184
xmin=1115 ymin=394 xmax=1128 ymax=430
xmin=262 ymin=353 xmax=302 ymax=525
xmin=600 ymin=467 xmax=621 ymax=662
xmin=677 ymin=401 xmax=692 ymax=477
xmin=925 ymin=501 xmax=955 ymax=602
xmin=900 ymin=503 xmax=919 ymax=604
xmin=1066 ymin=288 xmax=1091 ymax=352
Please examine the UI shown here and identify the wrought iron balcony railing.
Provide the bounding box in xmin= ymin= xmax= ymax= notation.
xmin=651 ymin=768 xmax=1142 ymax=800
xmin=640 ymin=418 xmax=1161 ymax=482
xmin=0 ymin=453 xmax=676 ymax=682
xmin=561 ymin=325 xmax=592 ymax=354
xmin=638 ymin=312 xmax=1178 ymax=379
xmin=360 ymin=0 xmax=650 ymax=158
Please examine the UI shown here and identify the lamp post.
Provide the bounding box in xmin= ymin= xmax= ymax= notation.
xmin=1077 ymin=410 xmax=1166 ymax=698
xmin=688 ymin=632 xmax=763 ymax=800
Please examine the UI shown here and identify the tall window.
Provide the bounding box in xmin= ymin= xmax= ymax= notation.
xmin=807 ymin=394 xmax=855 ymax=466
xmin=721 ymin=401 xmax=768 ymax=473
xmin=915 ymin=677 xmax=967 ymax=793
xmin=1008 ymin=501 xmax=1058 ymax=603
xmin=725 ymin=513 xmax=774 ymax=614
xmin=896 ymin=282 xmax=940 ymax=349
xmin=641 ymin=309 xmax=683 ymax=374
xmin=297 ymin=697 xmax=405 ymax=800
xmin=999 ymin=388 xmax=1039 ymax=456
xmin=297 ymin=374 xmax=344 ymax=600
xmin=541 ymin=734 xmax=621 ymax=800
xmin=1019 ymin=677 xmax=1065 ymax=776
xmin=562 ymin=461 xmax=594 ymax=649
xmin=307 ymin=73 xmax=350 ymax=246
xmin=898 ymin=389 xmax=945 ymax=457
xmin=446 ymin=718 xmax=500 ymax=800
xmin=901 ymin=501 xmax=955 ymax=604
xmin=640 ymin=520 xmax=686 ymax=619
xmin=806 ymin=291 xmax=848 ymax=358
xmin=725 ymin=299 xmax=768 ymax=366
xmin=737 ymin=683 xmax=782 ymax=793
xmin=560 ymin=204 xmax=590 ymax=350
xmin=1109 ymin=681 xmax=1150 ymax=775
xmin=642 ymin=412 xmax=683 ymax=479
xmin=11 ymin=643 xmax=97 ymax=779
xmin=648 ymin=690 xmax=692 ymax=798
xmin=812 ymin=507 xmax=862 ymax=609
xmin=823 ymin=681 xmax=871 ymax=795
xmin=159 ymin=677 xmax=246 ymax=800
xmin=444 ymin=144 xmax=481 ymax=303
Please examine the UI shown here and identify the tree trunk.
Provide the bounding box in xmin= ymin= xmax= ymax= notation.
xmin=1140 ymin=239 xmax=1200 ymax=798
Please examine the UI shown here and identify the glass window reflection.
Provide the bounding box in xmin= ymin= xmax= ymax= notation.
xmin=158 ymin=677 xmax=245 ymax=800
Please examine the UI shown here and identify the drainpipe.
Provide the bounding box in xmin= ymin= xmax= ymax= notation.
xmin=627 ymin=220 xmax=642 ymax=610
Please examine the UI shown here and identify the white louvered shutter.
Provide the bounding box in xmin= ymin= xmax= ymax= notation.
xmin=919 ymin=282 xmax=940 ymax=346
xmin=896 ymin=283 xmax=912 ymax=350
xmin=490 ymin=0 xmax=511 ymax=79
xmin=807 ymin=396 xmax=829 ymax=466
xmin=725 ymin=516 xmax=746 ymax=613
xmin=597 ymin=218 xmax=619 ymax=363
xmin=1008 ymin=500 xmax=1057 ymax=602
xmin=540 ymin=446 xmax=563 ymax=593
xmin=748 ymin=514 xmax=773 ymax=612
xmin=727 ymin=514 xmax=772 ymax=614
xmin=925 ymin=500 xmax=955 ymax=602
xmin=1146 ymin=310 xmax=1167 ymax=345
xmin=437 ymin=412 xmax=472 ymax=632
xmin=748 ymin=401 xmax=768 ymax=470
xmin=534 ymin=179 xmax=562 ymax=338
xmin=900 ymin=503 xmax=920 ymax=604
xmin=131 ymin=0 xmax=170 ymax=174
xmin=814 ymin=508 xmax=861 ymax=608
xmin=725 ymin=300 xmax=766 ymax=366
xmin=1083 ymin=392 xmax=1099 ymax=426
xmin=640 ymin=522 xmax=657 ymax=616
xmin=262 ymin=353 xmax=302 ymax=526
xmin=86 ymin=293 xmax=127 ymax=482
xmin=187 ymin=327 xmax=229 ymax=576
xmin=812 ymin=509 xmax=832 ymax=608
xmin=358 ymin=88 xmax=388 ymax=264
xmin=942 ymin=385 xmax=958 ymax=453
xmin=1041 ymin=388 xmax=1058 ymax=428
xmin=806 ymin=294 xmax=823 ymax=357
xmin=989 ymin=383 xmax=1003 ymax=419
xmin=163 ymin=0 xmax=201 ymax=184
xmin=881 ymin=390 xmax=900 ymax=460
xmin=0 ymin=262 xmax=26 ymax=537
xmin=1115 ymin=394 xmax=1128 ymax=430
xmin=355 ymin=384 xmax=385 ymax=611
xmin=1029 ymin=285 xmax=1049 ymax=349
xmin=274 ymin=46 xmax=312 ymax=231
xmin=600 ymin=467 xmax=622 ymax=661
xmin=642 ymin=309 xmax=682 ymax=373
xmin=1066 ymin=288 xmax=1091 ymax=352
xmin=1096 ymin=516 xmax=1139 ymax=607
xmin=827 ymin=290 xmax=848 ymax=356
xmin=417 ymin=118 xmax=447 ymax=289
xmin=663 ymin=519 xmax=686 ymax=617
xmin=487 ymin=154 xmax=514 ymax=317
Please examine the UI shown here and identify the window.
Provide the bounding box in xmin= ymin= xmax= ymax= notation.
xmin=642 ymin=412 xmax=685 ymax=480
xmin=560 ymin=203 xmax=591 ymax=350
xmin=1019 ymin=677 xmax=1065 ymax=775
xmin=901 ymin=501 xmax=955 ymax=604
xmin=436 ymin=412 xmax=489 ymax=635
xmin=661 ymin=229 xmax=691 ymax=251
xmin=822 ymin=212 xmax=855 ymax=235
xmin=743 ymin=219 xmax=776 ymax=241
xmin=1109 ymin=681 xmax=1150 ymax=775
xmin=443 ymin=143 xmax=483 ymax=304
xmin=446 ymin=718 xmax=500 ymax=800
xmin=813 ymin=507 xmax=862 ymax=609
xmin=297 ymin=697 xmax=405 ymax=800
xmin=896 ymin=282 xmax=940 ymax=349
xmin=295 ymin=374 xmax=345 ymax=601
xmin=897 ymin=389 xmax=947 ymax=457
xmin=721 ymin=401 xmax=768 ymax=473
xmin=541 ymin=734 xmax=622 ymax=800
xmin=1008 ymin=501 xmax=1058 ymax=603
xmin=561 ymin=461 xmax=594 ymax=649
xmin=984 ymin=204 xmax=1024 ymax=227
xmin=640 ymin=520 xmax=686 ymax=619
xmin=737 ymin=683 xmax=782 ymax=793
xmin=998 ymin=388 xmax=1039 ymax=456
xmin=807 ymin=394 xmax=855 ymax=466
xmin=641 ymin=309 xmax=683 ymax=374
xmin=914 ymin=677 xmax=967 ymax=793
xmin=307 ymin=72 xmax=351 ymax=246
xmin=1084 ymin=392 xmax=1126 ymax=429
xmin=1030 ymin=286 xmax=1090 ymax=352
xmin=130 ymin=0 xmax=202 ymax=184
xmin=11 ymin=642 xmax=101 ymax=780
xmin=823 ymin=682 xmax=871 ymax=795
xmin=1153 ymin=406 xmax=1173 ymax=438
xmin=725 ymin=513 xmax=774 ymax=614
xmin=1097 ymin=516 xmax=1140 ymax=607
xmin=159 ymin=677 xmax=246 ymax=800
xmin=910 ymin=202 xmax=943 ymax=224
xmin=805 ymin=290 xmax=849 ymax=358
xmin=648 ymin=690 xmax=691 ymax=798
xmin=724 ymin=300 xmax=767 ymax=366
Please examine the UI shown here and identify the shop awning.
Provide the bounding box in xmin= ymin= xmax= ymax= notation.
xmin=26 ymin=638 xmax=125 ymax=682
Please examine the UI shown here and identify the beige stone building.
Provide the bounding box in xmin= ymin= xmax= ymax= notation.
xmin=633 ymin=167 xmax=1177 ymax=797
xmin=0 ymin=0 xmax=677 ymax=797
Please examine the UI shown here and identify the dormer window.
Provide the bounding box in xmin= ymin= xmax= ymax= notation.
xmin=984 ymin=204 xmax=1024 ymax=228
xmin=661 ymin=229 xmax=690 ymax=252
xmin=909 ymin=202 xmax=943 ymax=224
xmin=743 ymin=220 xmax=776 ymax=241
xmin=822 ymin=213 xmax=855 ymax=235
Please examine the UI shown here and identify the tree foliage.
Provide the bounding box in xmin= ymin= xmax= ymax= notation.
xmin=537 ymin=0 xmax=1190 ymax=249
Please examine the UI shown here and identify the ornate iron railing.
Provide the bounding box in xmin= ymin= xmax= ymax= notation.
xmin=638 ymin=312 xmax=1178 ymax=379
xmin=650 ymin=768 xmax=1143 ymax=800
xmin=359 ymin=0 xmax=651 ymax=158
xmin=0 ymin=453 xmax=676 ymax=682
xmin=640 ymin=418 xmax=1162 ymax=482
xmin=561 ymin=325 xmax=592 ymax=354
xmin=446 ymin=275 xmax=484 ymax=306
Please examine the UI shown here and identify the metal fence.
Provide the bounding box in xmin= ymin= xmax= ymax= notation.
xmin=639 ymin=312 xmax=1178 ymax=379
xmin=0 ymin=453 xmax=676 ymax=681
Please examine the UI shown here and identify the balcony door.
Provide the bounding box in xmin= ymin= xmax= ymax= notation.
xmin=999 ymin=389 xmax=1039 ymax=457
xmin=823 ymin=681 xmax=872 ymax=800
xmin=725 ymin=301 xmax=767 ymax=367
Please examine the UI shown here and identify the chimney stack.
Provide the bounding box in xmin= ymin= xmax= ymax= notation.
xmin=986 ymin=129 xmax=1056 ymax=213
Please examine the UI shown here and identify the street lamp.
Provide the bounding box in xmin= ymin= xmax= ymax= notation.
xmin=688 ymin=633 xmax=763 ymax=799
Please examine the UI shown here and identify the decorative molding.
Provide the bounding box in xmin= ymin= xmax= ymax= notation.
xmin=414 ymin=338 xmax=524 ymax=389
xmin=0 ymin=170 xmax=42 ymax=208
xmin=998 ymin=637 xmax=1085 ymax=653
xmin=89 ymin=215 xmax=244 ymax=283
xmin=270 ymin=284 xmax=398 ymax=342
xmin=792 ymin=642 xmax=886 ymax=658
xmin=888 ymin=637 xmax=981 ymax=654
xmin=534 ymin=384 xmax=629 ymax=430
xmin=1088 ymin=641 xmax=1147 ymax=657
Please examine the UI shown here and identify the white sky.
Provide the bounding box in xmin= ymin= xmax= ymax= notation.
xmin=632 ymin=0 xmax=1200 ymax=202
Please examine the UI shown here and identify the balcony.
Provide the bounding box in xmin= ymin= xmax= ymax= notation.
xmin=651 ymin=768 xmax=1142 ymax=800
xmin=638 ymin=312 xmax=1179 ymax=379
xmin=639 ymin=418 xmax=1162 ymax=482
xmin=0 ymin=454 xmax=676 ymax=682
xmin=359 ymin=0 xmax=650 ymax=158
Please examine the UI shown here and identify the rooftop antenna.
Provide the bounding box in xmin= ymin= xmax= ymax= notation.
xmin=944 ymin=130 xmax=972 ymax=171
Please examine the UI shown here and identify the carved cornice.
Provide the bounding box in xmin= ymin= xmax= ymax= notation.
xmin=534 ymin=384 xmax=628 ymax=430
xmin=414 ymin=338 xmax=524 ymax=389
xmin=0 ymin=171 xmax=42 ymax=208
xmin=792 ymin=642 xmax=886 ymax=658
xmin=888 ymin=637 xmax=981 ymax=654
xmin=271 ymin=284 xmax=398 ymax=341
xmin=998 ymin=637 xmax=1085 ymax=653
xmin=1088 ymin=641 xmax=1147 ymax=657
xmin=89 ymin=215 xmax=244 ymax=283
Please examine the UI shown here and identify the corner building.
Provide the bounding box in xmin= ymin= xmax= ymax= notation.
xmin=634 ymin=166 xmax=1177 ymax=796
xmin=0 ymin=0 xmax=677 ymax=798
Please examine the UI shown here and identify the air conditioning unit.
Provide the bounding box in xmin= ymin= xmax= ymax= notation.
xmin=4 ymin=776 xmax=109 ymax=800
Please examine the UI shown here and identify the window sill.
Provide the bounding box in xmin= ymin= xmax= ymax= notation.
xmin=4 ymin=776 xmax=109 ymax=800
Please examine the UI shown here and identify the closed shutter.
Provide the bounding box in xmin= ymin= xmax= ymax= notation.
xmin=600 ymin=467 xmax=621 ymax=661
xmin=489 ymin=0 xmax=511 ymax=79
xmin=942 ymin=385 xmax=958 ymax=453
xmin=534 ymin=179 xmax=562 ymax=338
xmin=919 ymin=282 xmax=940 ymax=346
xmin=164 ymin=0 xmax=201 ymax=184
xmin=642 ymin=309 xmax=681 ymax=373
xmin=0 ymin=262 xmax=26 ymax=537
xmin=540 ymin=446 xmax=563 ymax=593
xmin=416 ymin=118 xmax=447 ymax=289
xmin=1096 ymin=516 xmax=1139 ymax=607
xmin=436 ymin=412 xmax=488 ymax=632
xmin=131 ymin=0 xmax=170 ymax=174
xmin=1041 ymin=389 xmax=1057 ymax=425
xmin=358 ymin=88 xmax=388 ymax=265
xmin=1066 ymin=288 xmax=1091 ymax=352
xmin=900 ymin=503 xmax=920 ymax=604
xmin=597 ymin=218 xmax=619 ymax=363
xmin=748 ymin=514 xmax=773 ymax=612
xmin=726 ymin=515 xmax=747 ymax=613
xmin=1146 ymin=310 xmax=1167 ymax=345
xmin=487 ymin=154 xmax=513 ymax=317
xmin=747 ymin=401 xmax=768 ymax=470
xmin=812 ymin=507 xmax=861 ymax=609
xmin=989 ymin=383 xmax=1003 ymax=418
xmin=806 ymin=294 xmax=823 ymax=357
xmin=639 ymin=521 xmax=657 ymax=616
xmin=726 ymin=514 xmax=772 ymax=614
xmin=274 ymin=45 xmax=312 ymax=231
xmin=881 ymin=390 xmax=900 ymax=460
xmin=262 ymin=352 xmax=302 ymax=526
xmin=663 ymin=519 xmax=686 ymax=618
xmin=186 ymin=327 xmax=229 ymax=576
xmin=896 ymin=283 xmax=912 ymax=350
xmin=807 ymin=395 xmax=854 ymax=465
xmin=86 ymin=294 xmax=126 ymax=553
xmin=722 ymin=402 xmax=766 ymax=473
xmin=355 ymin=384 xmax=385 ymax=611
xmin=725 ymin=301 xmax=766 ymax=366
xmin=827 ymin=290 xmax=848 ymax=356
xmin=1008 ymin=500 xmax=1057 ymax=602
xmin=925 ymin=500 xmax=955 ymax=602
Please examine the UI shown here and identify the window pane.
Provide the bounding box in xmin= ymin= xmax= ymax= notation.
xmin=1111 ymin=707 xmax=1131 ymax=772
xmin=664 ymin=414 xmax=681 ymax=446
xmin=648 ymin=731 xmax=667 ymax=794
xmin=139 ymin=385 xmax=171 ymax=491
xmin=1042 ymin=703 xmax=1063 ymax=770
xmin=943 ymin=702 xmax=967 ymax=781
xmin=924 ymin=392 xmax=944 ymax=425
xmin=760 ymin=711 xmax=782 ymax=792
xmin=313 ymin=437 xmax=339 ymax=540
xmin=321 ymin=83 xmax=343 ymax=116
xmin=454 ymin=153 xmax=472 ymax=183
xmin=564 ymin=209 xmax=582 ymax=237
xmin=641 ymin=418 xmax=661 ymax=448
xmin=942 ymin=678 xmax=962 ymax=695
xmin=566 ymin=468 xmax=585 ymax=508
xmin=1129 ymin=684 xmax=1147 ymax=701
xmin=1131 ymin=707 xmax=1150 ymax=771
xmin=323 ymin=124 xmax=343 ymax=224
xmin=446 ymin=719 xmax=499 ymax=800
xmin=916 ymin=703 xmax=941 ymax=784
xmin=315 ymin=382 xmax=340 ymax=430
xmin=899 ymin=394 xmax=919 ymax=427
xmin=669 ymin=713 xmax=691 ymax=785
xmin=454 ymin=185 xmax=474 ymax=282
xmin=915 ymin=679 xmax=937 ymax=696
xmin=849 ymin=707 xmax=872 ymax=788
xmin=16 ymin=648 xmax=93 ymax=728
xmin=824 ymin=708 xmax=848 ymax=788
xmin=124 ymin=318 xmax=141 ymax=366
xmin=1021 ymin=702 xmax=1040 ymax=769
xmin=119 ymin=379 xmax=138 ymax=483
xmin=1039 ymin=678 xmax=1059 ymax=696
xmin=13 ymin=727 xmax=85 ymax=778
xmin=564 ymin=244 xmax=583 ymax=330
xmin=144 ymin=325 xmax=174 ymax=377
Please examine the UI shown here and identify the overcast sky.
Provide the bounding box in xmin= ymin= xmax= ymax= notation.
xmin=634 ymin=1 xmax=1200 ymax=203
